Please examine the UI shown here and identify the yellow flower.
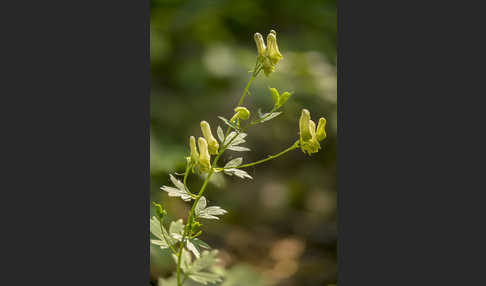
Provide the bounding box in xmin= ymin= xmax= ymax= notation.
xmin=254 ymin=29 xmax=284 ymax=76
xmin=200 ymin=121 xmax=219 ymax=155
xmin=299 ymin=109 xmax=327 ymax=155
xmin=189 ymin=136 xmax=199 ymax=164
xmin=299 ymin=109 xmax=312 ymax=141
xmin=197 ymin=137 xmax=211 ymax=172
xmin=316 ymin=118 xmax=327 ymax=141
xmin=254 ymin=32 xmax=266 ymax=58
xmin=266 ymin=30 xmax=283 ymax=65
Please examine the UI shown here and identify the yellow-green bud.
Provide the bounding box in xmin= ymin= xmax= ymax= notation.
xmin=316 ymin=118 xmax=327 ymax=141
xmin=266 ymin=31 xmax=283 ymax=65
xmin=200 ymin=121 xmax=219 ymax=155
xmin=269 ymin=88 xmax=280 ymax=107
xmin=299 ymin=109 xmax=312 ymax=141
xmin=254 ymin=32 xmax=266 ymax=57
xmin=278 ymin=91 xmax=292 ymax=107
xmin=189 ymin=136 xmax=199 ymax=164
xmin=230 ymin=106 xmax=250 ymax=122
xmin=197 ymin=137 xmax=211 ymax=172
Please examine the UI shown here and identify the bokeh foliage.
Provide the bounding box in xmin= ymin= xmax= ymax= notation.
xmin=150 ymin=0 xmax=336 ymax=285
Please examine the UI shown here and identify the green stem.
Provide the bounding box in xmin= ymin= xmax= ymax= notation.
xmin=220 ymin=141 xmax=300 ymax=170
xmin=176 ymin=59 xmax=261 ymax=286
xmin=159 ymin=222 xmax=177 ymax=254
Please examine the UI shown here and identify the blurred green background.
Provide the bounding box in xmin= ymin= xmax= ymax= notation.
xmin=150 ymin=0 xmax=336 ymax=285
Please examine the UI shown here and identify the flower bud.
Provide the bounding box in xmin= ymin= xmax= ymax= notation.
xmin=269 ymin=88 xmax=280 ymax=107
xmin=189 ymin=136 xmax=199 ymax=164
xmin=316 ymin=117 xmax=327 ymax=141
xmin=299 ymin=109 xmax=312 ymax=141
xmin=230 ymin=106 xmax=251 ymax=122
xmin=152 ymin=202 xmax=167 ymax=220
xmin=197 ymin=137 xmax=211 ymax=172
xmin=254 ymin=32 xmax=266 ymax=57
xmin=200 ymin=121 xmax=219 ymax=155
xmin=266 ymin=31 xmax=283 ymax=65
xmin=279 ymin=92 xmax=292 ymax=107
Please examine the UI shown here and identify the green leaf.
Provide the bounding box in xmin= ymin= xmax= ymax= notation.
xmin=259 ymin=112 xmax=282 ymax=123
xmin=195 ymin=196 xmax=208 ymax=217
xmin=223 ymin=132 xmax=247 ymax=146
xmin=226 ymin=146 xmax=251 ymax=152
xmin=195 ymin=197 xmax=228 ymax=220
xmin=188 ymin=271 xmax=222 ymax=285
xmin=198 ymin=206 xmax=228 ymax=220
xmin=172 ymin=248 xmax=192 ymax=273
xmin=191 ymin=238 xmax=211 ymax=249
xmin=186 ymin=237 xmax=211 ymax=258
xmin=150 ymin=239 xmax=169 ymax=248
xmin=224 ymin=157 xmax=243 ymax=168
xmin=150 ymin=216 xmax=176 ymax=247
xmin=224 ymin=168 xmax=253 ymax=180
xmin=218 ymin=116 xmax=239 ymax=131
xmin=187 ymin=250 xmax=223 ymax=285
xmin=161 ymin=174 xmax=192 ymax=201
xmin=169 ymin=219 xmax=185 ymax=236
xmin=216 ymin=125 xmax=225 ymax=143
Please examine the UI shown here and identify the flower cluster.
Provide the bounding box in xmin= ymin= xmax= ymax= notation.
xmin=299 ymin=109 xmax=327 ymax=155
xmin=188 ymin=121 xmax=219 ymax=172
xmin=254 ymin=29 xmax=283 ymax=76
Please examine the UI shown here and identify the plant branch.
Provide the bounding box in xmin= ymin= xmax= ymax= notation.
xmin=176 ymin=58 xmax=261 ymax=286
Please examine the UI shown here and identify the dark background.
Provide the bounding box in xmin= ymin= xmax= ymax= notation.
xmin=150 ymin=0 xmax=337 ymax=285
xmin=3 ymin=0 xmax=484 ymax=286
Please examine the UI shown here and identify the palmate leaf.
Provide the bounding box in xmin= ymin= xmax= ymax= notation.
xmin=161 ymin=174 xmax=192 ymax=201
xmin=187 ymin=250 xmax=223 ymax=285
xmin=224 ymin=168 xmax=253 ymax=180
xmin=195 ymin=196 xmax=228 ymax=220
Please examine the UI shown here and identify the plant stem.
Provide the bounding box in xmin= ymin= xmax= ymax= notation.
xmin=176 ymin=59 xmax=261 ymax=286
xmin=159 ymin=222 xmax=177 ymax=254
xmin=219 ymin=141 xmax=300 ymax=171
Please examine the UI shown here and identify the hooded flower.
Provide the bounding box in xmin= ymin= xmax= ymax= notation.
xmin=200 ymin=121 xmax=219 ymax=155
xmin=254 ymin=32 xmax=266 ymax=58
xmin=197 ymin=137 xmax=211 ymax=172
xmin=266 ymin=30 xmax=283 ymax=65
xmin=189 ymin=136 xmax=199 ymax=164
xmin=316 ymin=118 xmax=327 ymax=141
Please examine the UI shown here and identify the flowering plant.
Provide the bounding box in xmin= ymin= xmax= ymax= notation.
xmin=151 ymin=30 xmax=327 ymax=286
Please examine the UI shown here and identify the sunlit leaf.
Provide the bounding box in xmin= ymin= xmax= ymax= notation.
xmin=224 ymin=157 xmax=243 ymax=168
xmin=217 ymin=125 xmax=225 ymax=143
